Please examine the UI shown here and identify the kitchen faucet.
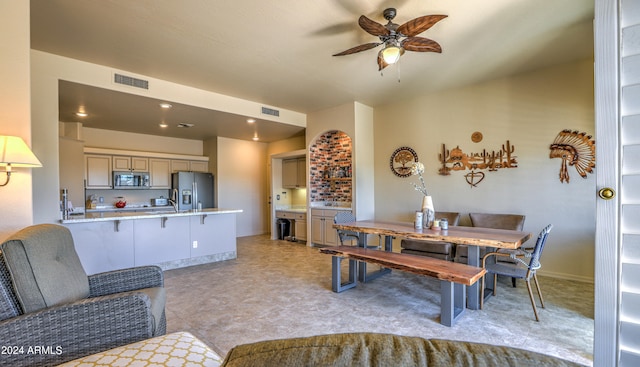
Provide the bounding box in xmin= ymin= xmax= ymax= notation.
xmin=169 ymin=188 xmax=179 ymax=212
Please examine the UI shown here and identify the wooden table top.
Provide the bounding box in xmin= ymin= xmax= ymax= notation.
xmin=333 ymin=220 xmax=531 ymax=249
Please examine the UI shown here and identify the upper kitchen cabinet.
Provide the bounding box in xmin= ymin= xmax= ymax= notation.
xmin=283 ymin=157 xmax=306 ymax=188
xmin=112 ymin=156 xmax=149 ymax=172
xmin=85 ymin=154 xmax=112 ymax=189
xmin=149 ymin=159 xmax=171 ymax=188
xmin=189 ymin=160 xmax=208 ymax=173
xmin=171 ymin=159 xmax=208 ymax=173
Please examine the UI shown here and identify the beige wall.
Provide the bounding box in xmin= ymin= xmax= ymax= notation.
xmin=0 ymin=1 xmax=35 ymax=240
xmin=374 ymin=59 xmax=595 ymax=281
xmin=217 ymin=137 xmax=268 ymax=236
xmin=83 ymin=128 xmax=204 ymax=156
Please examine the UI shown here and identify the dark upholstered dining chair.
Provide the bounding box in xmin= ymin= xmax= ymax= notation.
xmin=455 ymin=213 xmax=526 ymax=286
xmin=480 ymin=224 xmax=553 ymax=321
xmin=0 ymin=224 xmax=166 ymax=366
xmin=400 ymin=211 xmax=461 ymax=260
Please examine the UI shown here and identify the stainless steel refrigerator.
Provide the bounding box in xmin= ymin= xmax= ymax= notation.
xmin=171 ymin=172 xmax=214 ymax=211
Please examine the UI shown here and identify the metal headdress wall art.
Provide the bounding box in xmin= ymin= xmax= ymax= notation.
xmin=438 ymin=132 xmax=518 ymax=187
xmin=549 ymin=130 xmax=596 ymax=183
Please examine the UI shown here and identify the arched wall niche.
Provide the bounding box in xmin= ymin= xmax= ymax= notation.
xmin=309 ymin=130 xmax=352 ymax=204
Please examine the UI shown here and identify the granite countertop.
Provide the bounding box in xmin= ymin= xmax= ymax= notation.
xmin=275 ymin=207 xmax=307 ymax=214
xmin=275 ymin=202 xmax=352 ymax=213
xmin=310 ymin=206 xmax=351 ymax=211
xmin=85 ymin=205 xmax=173 ymax=213
xmin=61 ymin=208 xmax=243 ymax=224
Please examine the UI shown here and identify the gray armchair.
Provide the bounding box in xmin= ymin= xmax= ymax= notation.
xmin=0 ymin=224 xmax=166 ymax=366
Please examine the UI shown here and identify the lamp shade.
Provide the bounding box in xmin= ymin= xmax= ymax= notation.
xmin=381 ymin=45 xmax=401 ymax=64
xmin=0 ymin=135 xmax=42 ymax=167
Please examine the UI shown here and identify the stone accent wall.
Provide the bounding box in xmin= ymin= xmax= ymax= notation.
xmin=309 ymin=130 xmax=352 ymax=204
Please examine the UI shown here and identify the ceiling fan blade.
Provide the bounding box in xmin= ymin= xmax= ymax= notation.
xmin=401 ymin=37 xmax=442 ymax=53
xmin=397 ymin=15 xmax=447 ymax=37
xmin=333 ymin=42 xmax=381 ymax=56
xmin=358 ymin=15 xmax=390 ymax=36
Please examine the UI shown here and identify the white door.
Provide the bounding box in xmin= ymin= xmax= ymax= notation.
xmin=594 ymin=1 xmax=640 ymax=365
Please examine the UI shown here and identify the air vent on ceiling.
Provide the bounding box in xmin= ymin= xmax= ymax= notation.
xmin=261 ymin=107 xmax=280 ymax=117
xmin=114 ymin=73 xmax=149 ymax=89
xmin=177 ymin=123 xmax=195 ymax=128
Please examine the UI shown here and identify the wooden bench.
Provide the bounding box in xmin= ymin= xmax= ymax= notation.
xmin=319 ymin=246 xmax=486 ymax=327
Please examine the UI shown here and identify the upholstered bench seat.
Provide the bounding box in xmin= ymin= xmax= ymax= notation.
xmin=57 ymin=331 xmax=224 ymax=367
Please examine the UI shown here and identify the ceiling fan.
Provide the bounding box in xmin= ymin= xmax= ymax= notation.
xmin=333 ymin=8 xmax=447 ymax=71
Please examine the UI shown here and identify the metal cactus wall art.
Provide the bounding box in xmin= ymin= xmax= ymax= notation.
xmin=438 ymin=138 xmax=518 ymax=187
xmin=549 ymin=130 xmax=596 ymax=183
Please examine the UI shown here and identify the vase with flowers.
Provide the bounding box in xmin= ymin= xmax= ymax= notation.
xmin=410 ymin=162 xmax=434 ymax=228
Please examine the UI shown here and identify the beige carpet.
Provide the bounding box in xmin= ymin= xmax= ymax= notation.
xmin=164 ymin=235 xmax=594 ymax=366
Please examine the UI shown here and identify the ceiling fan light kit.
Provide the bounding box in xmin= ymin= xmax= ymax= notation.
xmin=380 ymin=41 xmax=402 ymax=64
xmin=333 ymin=8 xmax=447 ymax=71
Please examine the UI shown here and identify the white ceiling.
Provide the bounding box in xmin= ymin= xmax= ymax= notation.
xmin=30 ymin=0 xmax=595 ymax=142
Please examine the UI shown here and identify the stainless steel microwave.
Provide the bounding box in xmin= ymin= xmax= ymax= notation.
xmin=113 ymin=171 xmax=150 ymax=189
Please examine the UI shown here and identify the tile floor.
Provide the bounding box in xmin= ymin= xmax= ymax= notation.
xmin=164 ymin=235 xmax=594 ymax=366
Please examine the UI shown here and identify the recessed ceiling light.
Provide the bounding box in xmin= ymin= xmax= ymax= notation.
xmin=252 ymin=136 xmax=259 ymax=141
xmin=159 ymin=103 xmax=172 ymax=109
xmin=76 ymin=112 xmax=88 ymax=117
xmin=159 ymin=122 xmax=168 ymax=128
xmin=177 ymin=123 xmax=195 ymax=128
xmin=247 ymin=118 xmax=256 ymax=123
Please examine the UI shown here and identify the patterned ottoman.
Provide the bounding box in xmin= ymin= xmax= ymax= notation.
xmin=57 ymin=332 xmax=223 ymax=367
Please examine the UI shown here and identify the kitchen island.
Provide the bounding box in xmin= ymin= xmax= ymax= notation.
xmin=61 ymin=208 xmax=242 ymax=274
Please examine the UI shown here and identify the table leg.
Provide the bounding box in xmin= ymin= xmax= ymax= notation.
xmin=440 ymin=281 xmax=466 ymax=327
xmin=467 ymin=246 xmax=480 ymax=310
xmin=331 ymin=256 xmax=357 ymax=292
xmin=357 ymin=232 xmax=391 ymax=283
xmin=384 ymin=235 xmax=393 ymax=252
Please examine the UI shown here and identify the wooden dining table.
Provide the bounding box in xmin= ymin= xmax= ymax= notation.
xmin=333 ymin=220 xmax=532 ymax=310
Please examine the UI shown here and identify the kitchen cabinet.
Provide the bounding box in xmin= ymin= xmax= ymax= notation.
xmin=66 ymin=220 xmax=135 ymax=275
xmin=283 ymin=157 xmax=306 ymax=188
xmin=294 ymin=213 xmax=307 ymax=241
xmin=134 ymin=216 xmax=191 ymax=266
xmin=311 ymin=208 xmax=342 ymax=246
xmin=149 ymin=158 xmax=171 ymax=188
xmin=189 ymin=160 xmax=208 ymax=172
xmin=63 ymin=210 xmax=240 ymax=273
xmin=171 ymin=159 xmax=208 ymax=173
xmin=85 ymin=154 xmax=112 ymax=189
xmin=276 ymin=210 xmax=307 ymax=241
xmin=171 ymin=160 xmax=190 ymax=172
xmin=113 ymin=156 xmax=149 ymax=172
xmin=190 ymin=213 xmax=236 ymax=257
